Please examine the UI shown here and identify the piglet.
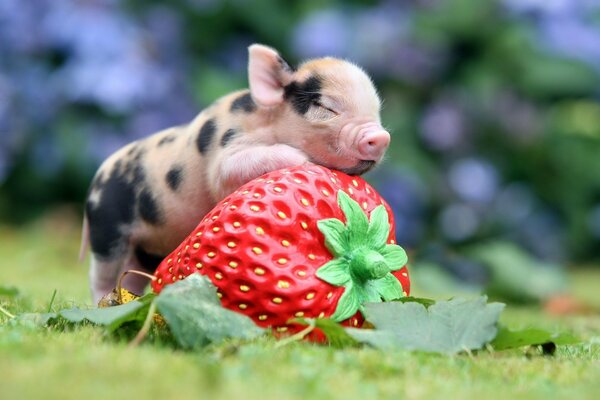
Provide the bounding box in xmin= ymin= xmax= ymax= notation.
xmin=84 ymin=44 xmax=391 ymax=303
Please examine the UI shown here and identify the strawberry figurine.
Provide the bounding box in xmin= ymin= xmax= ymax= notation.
xmin=152 ymin=164 xmax=410 ymax=333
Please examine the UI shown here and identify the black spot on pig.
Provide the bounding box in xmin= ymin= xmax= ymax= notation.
xmin=165 ymin=165 xmax=183 ymax=191
xmin=89 ymin=171 xmax=105 ymax=192
xmin=230 ymin=93 xmax=256 ymax=113
xmin=134 ymin=246 xmax=166 ymax=272
xmin=86 ymin=170 xmax=137 ymax=259
xmin=220 ymin=128 xmax=238 ymax=147
xmin=158 ymin=135 xmax=176 ymax=147
xmin=197 ymin=118 xmax=217 ymax=154
xmin=138 ymin=188 xmax=163 ymax=225
xmin=284 ymin=75 xmax=322 ymax=115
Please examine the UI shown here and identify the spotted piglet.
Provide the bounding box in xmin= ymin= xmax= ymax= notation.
xmin=84 ymin=44 xmax=391 ymax=303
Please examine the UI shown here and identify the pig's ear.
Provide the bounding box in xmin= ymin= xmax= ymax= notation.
xmin=248 ymin=44 xmax=294 ymax=107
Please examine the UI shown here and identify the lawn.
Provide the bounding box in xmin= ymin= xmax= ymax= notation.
xmin=1 ymin=210 xmax=599 ymax=400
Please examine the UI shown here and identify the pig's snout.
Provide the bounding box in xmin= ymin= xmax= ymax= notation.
xmin=357 ymin=124 xmax=390 ymax=161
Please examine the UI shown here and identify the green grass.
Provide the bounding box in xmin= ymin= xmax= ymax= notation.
xmin=1 ymin=212 xmax=599 ymax=400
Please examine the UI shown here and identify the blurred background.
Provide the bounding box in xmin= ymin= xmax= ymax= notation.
xmin=1 ymin=0 xmax=600 ymax=305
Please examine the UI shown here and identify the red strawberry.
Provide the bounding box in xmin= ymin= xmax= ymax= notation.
xmin=152 ymin=164 xmax=410 ymax=333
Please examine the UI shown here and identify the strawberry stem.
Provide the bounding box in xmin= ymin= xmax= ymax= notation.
xmin=316 ymin=190 xmax=409 ymax=322
xmin=116 ymin=270 xmax=156 ymax=304
xmin=349 ymin=250 xmax=389 ymax=282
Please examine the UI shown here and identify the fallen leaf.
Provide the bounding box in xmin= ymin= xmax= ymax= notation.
xmin=347 ymin=297 xmax=504 ymax=354
xmin=59 ymin=293 xmax=155 ymax=332
xmin=154 ymin=274 xmax=264 ymax=349
xmin=490 ymin=325 xmax=580 ymax=351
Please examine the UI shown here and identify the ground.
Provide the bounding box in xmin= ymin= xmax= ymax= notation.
xmin=1 ymin=209 xmax=599 ymax=400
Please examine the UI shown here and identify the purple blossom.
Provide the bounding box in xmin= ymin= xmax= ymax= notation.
xmin=439 ymin=203 xmax=480 ymax=241
xmin=517 ymin=209 xmax=566 ymax=261
xmin=493 ymin=92 xmax=542 ymax=141
xmin=448 ymin=158 xmax=500 ymax=204
xmin=291 ymin=3 xmax=445 ymax=82
xmin=371 ymin=166 xmax=428 ymax=247
xmin=420 ymin=100 xmax=469 ymax=151
xmin=502 ymin=0 xmax=575 ymax=16
xmin=42 ymin=0 xmax=176 ymax=113
xmin=503 ymin=0 xmax=600 ymax=72
xmin=539 ymin=16 xmax=600 ymax=71
xmin=291 ymin=9 xmax=351 ymax=59
xmin=493 ymin=183 xmax=535 ymax=226
xmin=85 ymin=123 xmax=128 ymax=163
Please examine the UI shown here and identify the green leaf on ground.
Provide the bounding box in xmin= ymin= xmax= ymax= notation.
xmin=10 ymin=312 xmax=57 ymax=328
xmin=154 ymin=274 xmax=264 ymax=349
xmin=0 ymin=286 xmax=19 ymax=297
xmin=58 ymin=296 xmax=153 ymax=332
xmin=347 ymin=297 xmax=504 ymax=354
xmin=491 ymin=325 xmax=581 ymax=351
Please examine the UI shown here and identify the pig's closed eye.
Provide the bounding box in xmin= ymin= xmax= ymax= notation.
xmin=311 ymin=100 xmax=338 ymax=119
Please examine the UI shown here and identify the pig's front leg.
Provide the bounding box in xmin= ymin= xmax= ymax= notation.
xmin=215 ymin=144 xmax=308 ymax=199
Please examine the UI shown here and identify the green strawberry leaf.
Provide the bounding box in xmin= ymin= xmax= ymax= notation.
xmin=366 ymin=205 xmax=390 ymax=248
xmin=330 ymin=282 xmax=361 ymax=322
xmin=317 ymin=218 xmax=349 ymax=257
xmin=381 ymin=245 xmax=408 ymax=271
xmin=337 ymin=190 xmax=369 ymax=245
xmin=58 ymin=294 xmax=155 ymax=332
xmin=370 ymin=273 xmax=405 ymax=301
xmin=316 ymin=258 xmax=350 ymax=286
xmin=347 ymin=297 xmax=504 ymax=354
xmin=154 ymin=274 xmax=264 ymax=349
xmin=491 ymin=325 xmax=581 ymax=351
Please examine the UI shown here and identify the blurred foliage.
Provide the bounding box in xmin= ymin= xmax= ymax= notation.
xmin=1 ymin=0 xmax=600 ymax=270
